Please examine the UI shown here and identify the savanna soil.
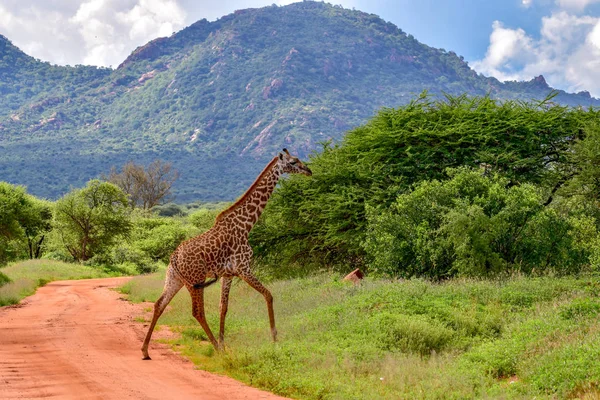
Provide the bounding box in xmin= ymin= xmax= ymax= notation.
xmin=0 ymin=277 xmax=288 ymax=400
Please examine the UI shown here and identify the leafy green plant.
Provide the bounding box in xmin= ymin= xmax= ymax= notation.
xmin=53 ymin=180 xmax=131 ymax=261
xmin=0 ymin=182 xmax=52 ymax=265
xmin=364 ymin=168 xmax=596 ymax=278
xmin=377 ymin=313 xmax=455 ymax=356
xmin=0 ymin=270 xmax=10 ymax=287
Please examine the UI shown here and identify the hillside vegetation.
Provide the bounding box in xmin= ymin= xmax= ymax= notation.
xmin=0 ymin=2 xmax=599 ymax=201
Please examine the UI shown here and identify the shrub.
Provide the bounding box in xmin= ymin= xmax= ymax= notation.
xmin=377 ymin=313 xmax=455 ymax=356
xmin=133 ymin=217 xmax=195 ymax=263
xmin=188 ymin=208 xmax=219 ymax=232
xmin=0 ymin=271 xmax=11 ymax=287
xmin=364 ymin=168 xmax=596 ymax=278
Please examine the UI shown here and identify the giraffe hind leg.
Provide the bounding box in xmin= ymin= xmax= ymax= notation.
xmin=189 ymin=286 xmax=220 ymax=350
xmin=218 ymin=276 xmax=233 ymax=350
xmin=141 ymin=265 xmax=183 ymax=360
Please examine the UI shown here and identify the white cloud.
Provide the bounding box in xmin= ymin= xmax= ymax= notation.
xmin=0 ymin=2 xmax=84 ymax=65
xmin=471 ymin=21 xmax=534 ymax=81
xmin=556 ymin=0 xmax=600 ymax=11
xmin=116 ymin=0 xmax=186 ymax=42
xmin=472 ymin=12 xmax=600 ymax=96
xmin=0 ymin=0 xmax=188 ymax=67
xmin=69 ymin=0 xmax=187 ymax=67
xmin=0 ymin=0 xmax=361 ymax=67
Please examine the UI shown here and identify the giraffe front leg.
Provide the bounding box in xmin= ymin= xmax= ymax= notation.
xmin=240 ymin=272 xmax=277 ymax=342
xmin=189 ymin=286 xmax=220 ymax=350
xmin=218 ymin=277 xmax=233 ymax=350
xmin=142 ymin=266 xmax=183 ymax=360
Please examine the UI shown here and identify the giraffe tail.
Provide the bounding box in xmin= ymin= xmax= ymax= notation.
xmin=193 ymin=278 xmax=219 ymax=289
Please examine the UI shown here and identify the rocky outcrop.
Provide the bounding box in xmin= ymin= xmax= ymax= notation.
xmin=138 ymin=70 xmax=157 ymax=84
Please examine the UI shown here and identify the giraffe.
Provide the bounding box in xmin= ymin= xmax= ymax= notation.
xmin=141 ymin=149 xmax=312 ymax=359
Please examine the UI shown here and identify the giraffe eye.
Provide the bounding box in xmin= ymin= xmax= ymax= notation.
xmin=290 ymin=160 xmax=297 ymax=165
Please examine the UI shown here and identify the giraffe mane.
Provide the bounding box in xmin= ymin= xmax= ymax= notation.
xmin=215 ymin=156 xmax=279 ymax=222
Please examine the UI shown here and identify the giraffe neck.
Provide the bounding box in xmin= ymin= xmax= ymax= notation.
xmin=215 ymin=157 xmax=282 ymax=233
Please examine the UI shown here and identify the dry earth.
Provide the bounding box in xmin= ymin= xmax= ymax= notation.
xmin=0 ymin=277 xmax=288 ymax=400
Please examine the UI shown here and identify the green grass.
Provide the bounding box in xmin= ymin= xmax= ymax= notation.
xmin=120 ymin=274 xmax=600 ymax=399
xmin=0 ymin=259 xmax=118 ymax=306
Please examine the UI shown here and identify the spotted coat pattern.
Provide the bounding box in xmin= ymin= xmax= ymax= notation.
xmin=142 ymin=150 xmax=312 ymax=359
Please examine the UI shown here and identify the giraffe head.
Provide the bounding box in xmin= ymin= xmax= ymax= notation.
xmin=278 ymin=148 xmax=312 ymax=176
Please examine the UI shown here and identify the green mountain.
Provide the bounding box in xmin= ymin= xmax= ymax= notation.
xmin=1 ymin=2 xmax=598 ymax=202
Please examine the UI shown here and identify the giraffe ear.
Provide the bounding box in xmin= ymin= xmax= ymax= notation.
xmin=279 ymin=153 xmax=283 ymax=160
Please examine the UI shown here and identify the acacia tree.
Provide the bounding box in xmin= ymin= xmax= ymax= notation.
xmin=54 ymin=180 xmax=131 ymax=261
xmin=21 ymin=198 xmax=52 ymax=259
xmin=106 ymin=160 xmax=179 ymax=210
xmin=565 ymin=122 xmax=600 ymax=205
xmin=0 ymin=182 xmax=52 ymax=264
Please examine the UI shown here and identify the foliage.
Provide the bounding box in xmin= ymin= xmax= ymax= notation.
xmin=564 ymin=121 xmax=600 ymax=204
xmin=252 ymin=95 xmax=600 ymax=274
xmin=121 ymin=273 xmax=600 ymax=399
xmin=129 ymin=216 xmax=192 ymax=263
xmin=105 ymin=160 xmax=179 ymax=209
xmin=187 ymin=208 xmax=221 ymax=231
xmin=0 ymin=270 xmax=10 ymax=287
xmin=364 ymin=168 xmax=594 ymax=278
xmin=0 ymin=182 xmax=52 ymax=265
xmin=53 ymin=180 xmax=131 ymax=261
xmin=0 ymin=4 xmax=598 ymax=202
xmin=93 ymin=205 xmax=224 ymax=274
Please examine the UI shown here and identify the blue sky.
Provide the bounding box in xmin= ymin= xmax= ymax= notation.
xmin=1 ymin=0 xmax=599 ymax=95
xmin=350 ymin=0 xmax=546 ymax=60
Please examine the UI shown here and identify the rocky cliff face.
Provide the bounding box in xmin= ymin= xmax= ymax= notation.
xmin=0 ymin=2 xmax=598 ymax=202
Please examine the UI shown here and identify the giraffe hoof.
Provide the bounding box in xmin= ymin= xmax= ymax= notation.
xmin=142 ymin=355 xmax=152 ymax=360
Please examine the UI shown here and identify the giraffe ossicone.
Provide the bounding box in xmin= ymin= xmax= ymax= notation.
xmin=141 ymin=149 xmax=312 ymax=359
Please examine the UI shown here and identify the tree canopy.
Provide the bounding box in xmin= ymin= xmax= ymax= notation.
xmin=53 ymin=180 xmax=131 ymax=261
xmin=250 ymin=95 xmax=600 ymax=276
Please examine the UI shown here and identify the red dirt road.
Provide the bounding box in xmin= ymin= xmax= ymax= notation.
xmin=0 ymin=277 xmax=288 ymax=400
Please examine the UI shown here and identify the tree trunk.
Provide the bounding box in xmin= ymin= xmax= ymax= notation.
xmin=34 ymin=235 xmax=45 ymax=259
xmin=28 ymin=238 xmax=34 ymax=259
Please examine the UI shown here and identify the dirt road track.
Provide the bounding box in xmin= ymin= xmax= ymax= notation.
xmin=0 ymin=277 xmax=288 ymax=400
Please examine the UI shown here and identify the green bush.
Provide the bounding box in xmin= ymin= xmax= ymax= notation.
xmin=188 ymin=208 xmax=220 ymax=232
xmin=0 ymin=182 xmax=52 ymax=265
xmin=96 ymin=207 xmax=228 ymax=273
xmin=364 ymin=168 xmax=597 ymax=278
xmin=377 ymin=313 xmax=454 ymax=356
xmin=559 ymin=298 xmax=600 ymax=320
xmin=0 ymin=271 xmax=11 ymax=287
xmin=153 ymin=203 xmax=186 ymax=217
